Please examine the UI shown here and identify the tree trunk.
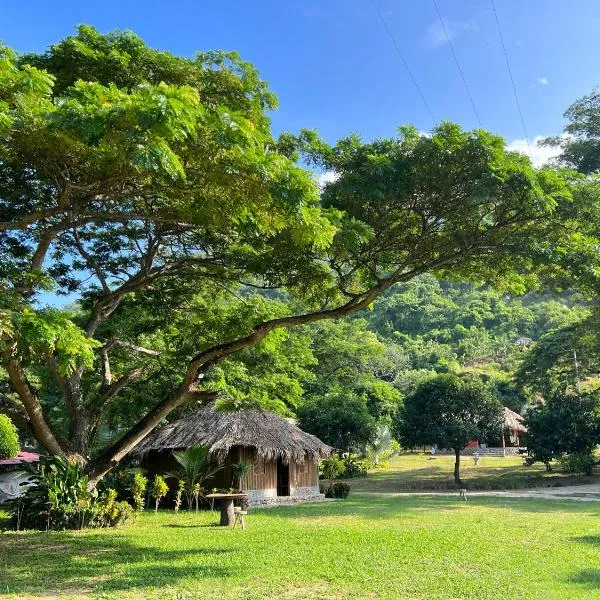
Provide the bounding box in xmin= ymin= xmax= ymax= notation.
xmin=453 ymin=448 xmax=462 ymax=485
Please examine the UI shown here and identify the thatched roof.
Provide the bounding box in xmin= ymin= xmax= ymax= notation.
xmin=503 ymin=407 xmax=527 ymax=433
xmin=134 ymin=402 xmax=333 ymax=463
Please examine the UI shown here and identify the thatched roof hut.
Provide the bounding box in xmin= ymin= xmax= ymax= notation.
xmin=135 ymin=402 xmax=332 ymax=463
xmin=503 ymin=407 xmax=527 ymax=434
xmin=135 ymin=402 xmax=332 ymax=505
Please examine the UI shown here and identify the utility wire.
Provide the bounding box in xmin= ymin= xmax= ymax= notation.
xmin=432 ymin=0 xmax=482 ymax=128
xmin=372 ymin=0 xmax=437 ymax=126
xmin=490 ymin=0 xmax=531 ymax=152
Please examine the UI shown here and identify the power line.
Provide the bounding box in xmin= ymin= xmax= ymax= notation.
xmin=372 ymin=0 xmax=437 ymax=126
xmin=490 ymin=0 xmax=531 ymax=152
xmin=432 ymin=0 xmax=482 ymax=128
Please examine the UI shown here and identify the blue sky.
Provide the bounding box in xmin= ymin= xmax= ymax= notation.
xmin=3 ymin=0 xmax=599 ymax=163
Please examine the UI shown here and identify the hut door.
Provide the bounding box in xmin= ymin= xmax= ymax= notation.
xmin=276 ymin=457 xmax=290 ymax=496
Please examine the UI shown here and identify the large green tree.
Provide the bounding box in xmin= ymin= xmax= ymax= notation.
xmin=394 ymin=374 xmax=503 ymax=484
xmin=0 ymin=27 xmax=567 ymax=485
xmin=525 ymin=392 xmax=600 ymax=469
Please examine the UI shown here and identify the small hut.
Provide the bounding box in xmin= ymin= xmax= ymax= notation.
xmin=502 ymin=407 xmax=527 ymax=449
xmin=135 ymin=402 xmax=333 ymax=505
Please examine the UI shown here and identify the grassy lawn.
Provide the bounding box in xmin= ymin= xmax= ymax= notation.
xmin=349 ymin=453 xmax=600 ymax=492
xmin=3 ymin=493 xmax=600 ymax=599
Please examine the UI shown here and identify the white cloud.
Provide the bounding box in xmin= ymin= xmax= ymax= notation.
xmin=316 ymin=171 xmax=339 ymax=189
xmin=536 ymin=76 xmax=549 ymax=86
xmin=424 ymin=18 xmax=478 ymax=49
xmin=506 ymin=136 xmax=562 ymax=168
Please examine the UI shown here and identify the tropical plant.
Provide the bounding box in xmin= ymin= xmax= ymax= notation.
xmin=168 ymin=446 xmax=222 ymax=510
xmin=92 ymin=488 xmax=133 ymax=528
xmin=320 ymin=455 xmax=345 ymax=484
xmin=232 ymin=459 xmax=252 ymax=490
xmin=130 ymin=473 xmax=147 ymax=512
xmin=0 ymin=415 xmax=20 ymax=459
xmin=151 ymin=475 xmax=168 ymax=511
xmin=367 ymin=425 xmax=394 ymax=466
xmin=174 ymin=479 xmax=185 ymax=513
xmin=10 ymin=456 xmax=94 ymax=530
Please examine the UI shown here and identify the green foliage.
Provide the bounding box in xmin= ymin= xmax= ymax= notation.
xmin=394 ymin=374 xmax=504 ymax=451
xmin=543 ymin=90 xmax=600 ymax=173
xmin=297 ymin=392 xmax=377 ymax=451
xmin=232 ymin=460 xmax=252 ymax=489
xmin=394 ymin=374 xmax=504 ymax=483
xmin=340 ymin=454 xmax=368 ymax=479
xmin=10 ymin=456 xmax=94 ymax=530
xmin=92 ymin=488 xmax=133 ymax=527
xmin=174 ymin=479 xmax=185 ymax=513
xmin=0 ymin=26 xmax=580 ymax=483
xmin=151 ymin=475 xmax=168 ymax=511
xmin=321 ymin=481 xmax=351 ymax=499
xmin=129 ymin=473 xmax=147 ymax=512
xmin=168 ymin=446 xmax=222 ymax=509
xmin=0 ymin=414 xmax=20 ymax=459
xmin=558 ymin=452 xmax=597 ymax=476
xmin=525 ymin=392 xmax=600 ymax=468
xmin=319 ymin=455 xmax=345 ymax=481
xmin=517 ymin=314 xmax=600 ymax=396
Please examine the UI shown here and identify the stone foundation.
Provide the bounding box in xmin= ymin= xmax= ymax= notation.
xmin=246 ymin=485 xmax=326 ymax=507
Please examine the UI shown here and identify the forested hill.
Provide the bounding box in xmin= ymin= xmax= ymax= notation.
xmin=363 ymin=274 xmax=587 ymax=385
xmin=354 ymin=275 xmax=590 ymax=408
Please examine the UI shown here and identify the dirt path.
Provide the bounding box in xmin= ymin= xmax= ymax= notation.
xmin=362 ymin=483 xmax=600 ymax=502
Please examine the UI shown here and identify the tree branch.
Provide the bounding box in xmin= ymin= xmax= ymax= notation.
xmin=0 ymin=395 xmax=32 ymax=434
xmin=96 ymin=366 xmax=148 ymax=408
xmin=5 ymin=357 xmax=66 ymax=457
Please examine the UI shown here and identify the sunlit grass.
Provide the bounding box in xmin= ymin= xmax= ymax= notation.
xmin=349 ymin=453 xmax=600 ymax=491
xmin=2 ymin=494 xmax=600 ymax=599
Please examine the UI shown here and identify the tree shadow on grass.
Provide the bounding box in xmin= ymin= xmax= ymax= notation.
xmin=0 ymin=531 xmax=237 ymax=596
xmin=566 ymin=570 xmax=600 ymax=590
xmin=251 ymin=494 xmax=600 ymax=523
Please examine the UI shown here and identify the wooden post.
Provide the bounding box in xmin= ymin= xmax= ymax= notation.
xmin=501 ymin=430 xmax=506 ymax=457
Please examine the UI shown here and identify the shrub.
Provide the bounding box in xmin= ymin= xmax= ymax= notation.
xmin=151 ymin=475 xmax=169 ymax=511
xmin=91 ymin=489 xmax=133 ymax=527
xmin=340 ymin=454 xmax=368 ymax=479
xmin=0 ymin=415 xmax=20 ymax=459
xmin=10 ymin=459 xmax=134 ymax=531
xmin=321 ymin=481 xmax=351 ymax=499
xmin=320 ymin=455 xmax=345 ymax=481
xmin=558 ymin=452 xmax=597 ymax=475
xmin=174 ymin=479 xmax=185 ymax=512
xmin=130 ymin=473 xmax=147 ymax=512
xmin=10 ymin=456 xmax=93 ymax=530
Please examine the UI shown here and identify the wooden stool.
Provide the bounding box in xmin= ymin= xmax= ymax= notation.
xmin=233 ymin=506 xmax=247 ymax=530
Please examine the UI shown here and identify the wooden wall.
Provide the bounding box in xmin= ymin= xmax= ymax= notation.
xmin=141 ymin=445 xmax=318 ymax=493
xmin=289 ymin=456 xmax=318 ymax=489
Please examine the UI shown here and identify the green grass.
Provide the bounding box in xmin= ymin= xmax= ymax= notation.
xmin=349 ymin=453 xmax=600 ymax=491
xmin=3 ymin=494 xmax=600 ymax=599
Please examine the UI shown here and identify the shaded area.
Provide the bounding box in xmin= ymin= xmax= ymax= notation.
xmin=0 ymin=528 xmax=236 ymax=596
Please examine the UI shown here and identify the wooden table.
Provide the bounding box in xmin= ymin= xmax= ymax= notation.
xmin=205 ymin=493 xmax=248 ymax=526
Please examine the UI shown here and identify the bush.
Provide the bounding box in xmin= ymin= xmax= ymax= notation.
xmin=340 ymin=454 xmax=368 ymax=479
xmin=92 ymin=490 xmax=133 ymax=528
xmin=0 ymin=415 xmax=20 ymax=459
xmin=320 ymin=455 xmax=345 ymax=481
xmin=9 ymin=456 xmax=132 ymax=530
xmin=130 ymin=473 xmax=147 ymax=512
xmin=558 ymin=452 xmax=597 ymax=475
xmin=321 ymin=481 xmax=351 ymax=499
